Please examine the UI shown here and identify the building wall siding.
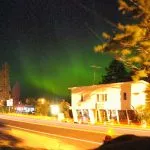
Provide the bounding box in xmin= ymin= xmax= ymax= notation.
xmin=131 ymin=81 xmax=148 ymax=108
xmin=120 ymin=83 xmax=131 ymax=110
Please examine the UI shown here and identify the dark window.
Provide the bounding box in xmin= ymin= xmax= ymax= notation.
xmin=104 ymin=94 xmax=107 ymax=101
xmin=81 ymin=94 xmax=84 ymax=102
xmin=102 ymin=94 xmax=104 ymax=101
xmin=97 ymin=94 xmax=100 ymax=102
xmin=123 ymin=92 xmax=127 ymax=100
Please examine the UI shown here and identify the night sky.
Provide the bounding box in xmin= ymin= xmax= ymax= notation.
xmin=0 ymin=0 xmax=121 ymax=99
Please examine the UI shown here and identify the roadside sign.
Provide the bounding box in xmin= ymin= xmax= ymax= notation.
xmin=6 ymin=99 xmax=13 ymax=106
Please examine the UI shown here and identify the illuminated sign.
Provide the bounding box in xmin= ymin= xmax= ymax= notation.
xmin=6 ymin=99 xmax=13 ymax=106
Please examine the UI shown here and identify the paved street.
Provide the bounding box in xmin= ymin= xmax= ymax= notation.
xmin=0 ymin=114 xmax=150 ymax=149
xmin=0 ymin=114 xmax=104 ymax=149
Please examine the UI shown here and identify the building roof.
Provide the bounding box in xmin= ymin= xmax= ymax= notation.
xmin=69 ymin=80 xmax=149 ymax=93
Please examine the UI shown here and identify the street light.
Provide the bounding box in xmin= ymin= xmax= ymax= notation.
xmin=50 ymin=105 xmax=60 ymax=115
xmin=41 ymin=98 xmax=45 ymax=104
xmin=38 ymin=98 xmax=45 ymax=104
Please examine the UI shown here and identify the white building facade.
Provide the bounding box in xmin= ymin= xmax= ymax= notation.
xmin=69 ymin=80 xmax=148 ymax=124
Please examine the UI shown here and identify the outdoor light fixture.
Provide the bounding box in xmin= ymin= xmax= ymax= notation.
xmin=50 ymin=105 xmax=60 ymax=115
xmin=40 ymin=98 xmax=45 ymax=104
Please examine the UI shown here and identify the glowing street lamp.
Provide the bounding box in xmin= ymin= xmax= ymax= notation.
xmin=41 ymin=98 xmax=45 ymax=104
xmin=38 ymin=98 xmax=45 ymax=104
xmin=50 ymin=105 xmax=60 ymax=115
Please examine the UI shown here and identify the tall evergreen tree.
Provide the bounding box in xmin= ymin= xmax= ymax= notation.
xmin=0 ymin=63 xmax=11 ymax=101
xmin=101 ymin=59 xmax=132 ymax=84
xmin=12 ymin=81 xmax=20 ymax=106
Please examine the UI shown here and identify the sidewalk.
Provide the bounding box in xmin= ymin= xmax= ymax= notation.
xmin=2 ymin=113 xmax=150 ymax=132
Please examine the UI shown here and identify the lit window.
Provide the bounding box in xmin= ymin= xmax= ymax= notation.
xmin=98 ymin=94 xmax=107 ymax=102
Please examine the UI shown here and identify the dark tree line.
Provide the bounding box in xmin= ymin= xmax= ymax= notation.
xmin=100 ymin=59 xmax=132 ymax=84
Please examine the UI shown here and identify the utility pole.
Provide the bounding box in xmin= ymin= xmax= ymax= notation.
xmin=90 ymin=65 xmax=101 ymax=84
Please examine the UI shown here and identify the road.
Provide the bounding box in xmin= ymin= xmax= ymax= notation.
xmin=0 ymin=114 xmax=150 ymax=149
xmin=0 ymin=114 xmax=104 ymax=149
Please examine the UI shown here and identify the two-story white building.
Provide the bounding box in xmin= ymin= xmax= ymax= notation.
xmin=69 ymin=80 xmax=149 ymax=124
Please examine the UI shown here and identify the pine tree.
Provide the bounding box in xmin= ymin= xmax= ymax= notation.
xmin=12 ymin=81 xmax=20 ymax=106
xmin=1 ymin=63 xmax=11 ymax=101
xmin=101 ymin=59 xmax=132 ymax=84
xmin=94 ymin=0 xmax=150 ymax=81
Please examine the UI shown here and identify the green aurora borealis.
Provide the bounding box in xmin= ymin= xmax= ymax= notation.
xmin=1 ymin=0 xmax=119 ymax=99
xmin=15 ymin=40 xmax=112 ymax=98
